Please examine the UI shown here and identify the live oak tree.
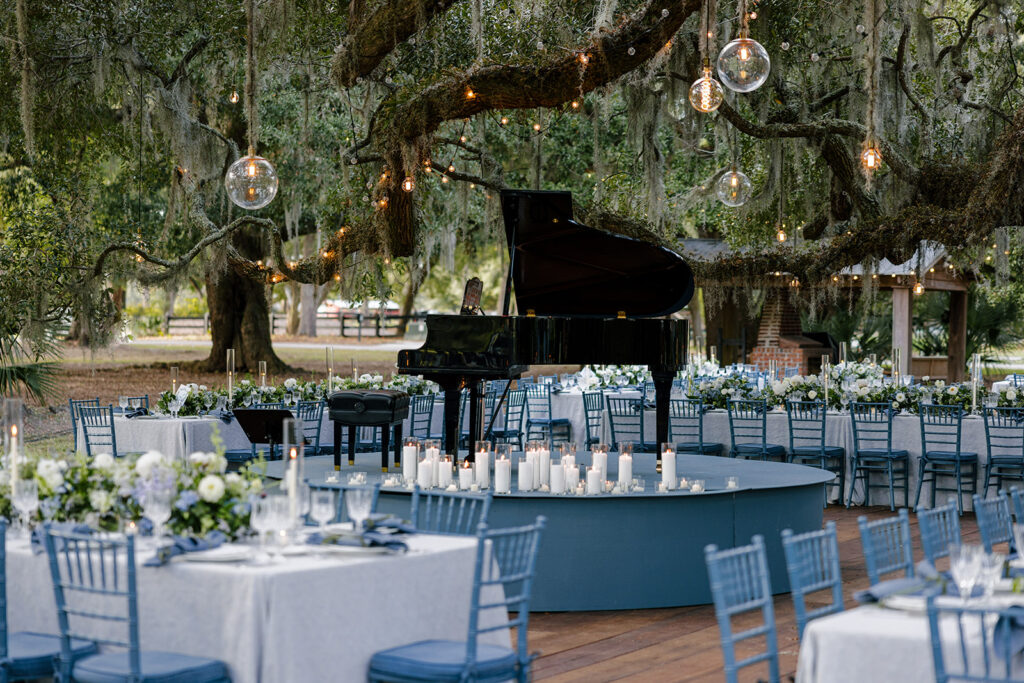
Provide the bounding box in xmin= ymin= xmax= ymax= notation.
xmin=2 ymin=0 xmax=1022 ymax=374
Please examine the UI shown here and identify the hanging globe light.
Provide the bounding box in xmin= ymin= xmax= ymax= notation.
xmin=715 ymin=167 xmax=752 ymax=207
xmin=225 ymin=151 xmax=279 ymax=210
xmin=861 ymin=145 xmax=882 ymax=171
xmin=717 ymin=35 xmax=771 ymax=92
xmin=689 ymin=62 xmax=724 ymax=113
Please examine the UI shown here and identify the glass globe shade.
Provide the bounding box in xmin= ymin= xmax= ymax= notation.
xmin=861 ymin=147 xmax=882 ymax=170
xmin=688 ymin=69 xmax=724 ymax=113
xmin=715 ymin=169 xmax=752 ymax=207
xmin=225 ymin=155 xmax=279 ymax=210
xmin=716 ymin=37 xmax=771 ymax=93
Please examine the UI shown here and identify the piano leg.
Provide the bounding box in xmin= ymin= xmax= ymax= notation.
xmin=438 ymin=377 xmax=463 ymax=456
xmin=466 ymin=381 xmax=483 ymax=465
xmin=381 ymin=425 xmax=390 ymax=472
xmin=348 ymin=426 xmax=357 ymax=467
xmin=333 ymin=421 xmax=342 ymax=471
xmin=393 ymin=424 xmax=402 ymax=472
xmin=651 ymin=368 xmax=674 ymax=471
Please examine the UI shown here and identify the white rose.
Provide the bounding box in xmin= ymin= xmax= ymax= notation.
xmin=37 ymin=458 xmax=65 ymax=489
xmin=857 ymin=386 xmax=870 ymax=396
xmin=197 ymin=475 xmax=226 ymax=503
xmin=284 ymin=378 xmax=298 ymax=389
xmin=188 ymin=451 xmax=212 ymax=467
xmin=936 ymin=380 xmax=946 ymax=388
xmin=135 ymin=451 xmax=166 ymax=479
xmin=949 ymin=386 xmax=959 ymax=395
xmin=225 ymin=472 xmax=243 ymax=489
xmin=896 ymin=393 xmax=906 ymax=402
xmin=89 ymin=489 xmax=113 ymax=514
xmin=771 ymin=381 xmax=785 ymax=394
xmin=808 ymin=390 xmax=818 ymax=399
xmin=1007 ymin=388 xmax=1018 ymax=401
xmin=922 ymin=376 xmax=931 ymax=382
xmin=93 ymin=453 xmax=116 ymax=470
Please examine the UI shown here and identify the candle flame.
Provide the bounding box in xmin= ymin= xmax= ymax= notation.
xmin=10 ymin=425 xmax=16 ymax=438
xmin=289 ymin=447 xmax=298 ymax=460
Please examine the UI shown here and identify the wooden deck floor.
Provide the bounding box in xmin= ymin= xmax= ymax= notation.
xmin=526 ymin=505 xmax=982 ymax=682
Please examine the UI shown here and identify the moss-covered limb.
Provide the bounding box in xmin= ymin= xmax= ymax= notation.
xmin=715 ymin=98 xmax=921 ymax=185
xmin=820 ymin=135 xmax=880 ymax=218
xmin=377 ymin=0 xmax=700 ymax=145
xmin=330 ymin=0 xmax=461 ymax=89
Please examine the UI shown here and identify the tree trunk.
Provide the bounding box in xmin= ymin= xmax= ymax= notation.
xmin=395 ymin=274 xmax=418 ymax=337
xmin=198 ymin=231 xmax=287 ymax=373
xmin=285 ymin=281 xmax=300 ymax=335
xmin=162 ymin=282 xmax=178 ymax=336
xmin=299 ymin=283 xmax=317 ymax=336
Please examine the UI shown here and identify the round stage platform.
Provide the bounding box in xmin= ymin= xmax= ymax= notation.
xmin=267 ymin=452 xmax=832 ymax=611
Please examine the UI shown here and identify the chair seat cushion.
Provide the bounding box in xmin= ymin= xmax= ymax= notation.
xmin=733 ymin=443 xmax=786 ymax=458
xmin=791 ymin=446 xmax=845 ymax=459
xmin=7 ymin=632 xmax=97 ymax=679
xmin=923 ymin=450 xmax=978 ymax=462
xmin=677 ymin=441 xmax=723 ymax=454
xmin=72 ymin=651 xmax=229 ymax=683
xmin=988 ymin=456 xmax=1024 ymax=465
xmin=369 ymin=639 xmax=517 ymax=681
xmin=855 ymin=448 xmax=909 ymax=460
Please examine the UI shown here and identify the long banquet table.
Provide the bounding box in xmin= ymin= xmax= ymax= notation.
xmin=796 ymin=600 xmax=1024 ymax=682
xmin=7 ymin=531 xmax=508 ymax=682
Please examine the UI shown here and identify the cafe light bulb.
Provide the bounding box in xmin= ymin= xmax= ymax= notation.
xmin=776 ymin=227 xmax=787 ymax=242
xmin=861 ymin=146 xmax=882 ymax=170
xmin=689 ymin=67 xmax=724 ymax=113
xmin=402 ymin=176 xmax=415 ymax=192
xmin=913 ymin=281 xmax=925 ymax=296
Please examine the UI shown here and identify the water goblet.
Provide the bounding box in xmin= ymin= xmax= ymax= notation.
xmin=980 ymin=551 xmax=1006 ymax=598
xmin=12 ymin=479 xmax=39 ymax=536
xmin=266 ymin=495 xmax=292 ymax=559
xmin=243 ymin=394 xmax=254 ymax=408
xmin=250 ymin=497 xmax=272 ymax=563
xmin=215 ymin=395 xmax=227 ymax=412
xmin=142 ymin=488 xmax=173 ymax=540
xmin=345 ymin=487 xmax=374 ymax=532
xmin=203 ymin=392 xmax=214 ymax=414
xmin=310 ymin=490 xmax=335 ymax=530
xmin=118 ymin=396 xmax=129 ymax=413
xmin=949 ymin=544 xmax=983 ymax=601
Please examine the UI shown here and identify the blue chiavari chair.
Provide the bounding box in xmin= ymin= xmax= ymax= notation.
xmin=78 ymin=405 xmax=118 ymax=458
xmin=917 ymin=501 xmax=962 ymax=565
xmin=781 ymin=521 xmax=844 ymax=640
xmin=927 ymin=597 xmax=1021 ymax=683
xmin=582 ymin=391 xmax=605 ymax=449
xmin=410 ymin=488 xmax=492 ymax=536
xmin=727 ymin=399 xmax=786 ymax=461
xmin=973 ymin=492 xmax=1015 ymax=554
xmin=296 ymin=399 xmax=324 ymax=455
xmin=786 ymin=400 xmax=845 ymax=503
xmin=669 ymin=398 xmax=722 ymax=455
xmin=369 ymin=517 xmax=546 ymax=682
xmin=607 ymin=398 xmax=649 ymax=452
xmin=523 ymin=384 xmax=571 ymax=447
xmin=43 ymin=528 xmax=229 ymax=682
xmin=915 ymin=404 xmax=978 ymax=514
xmin=1010 ymin=486 xmax=1024 ymax=521
xmin=848 ymin=401 xmax=910 ymax=510
xmin=68 ymin=398 xmax=99 ymax=453
xmin=0 ymin=520 xmax=97 ymax=682
xmin=408 ymin=394 xmax=435 ymax=439
xmin=858 ymin=509 xmax=915 ymax=585
xmin=704 ymin=535 xmax=780 ymax=683
xmin=982 ymin=407 xmax=1024 ymax=497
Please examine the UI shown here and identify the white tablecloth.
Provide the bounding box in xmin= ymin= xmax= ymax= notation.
xmin=7 ymin=532 xmax=508 ymax=683
xmin=796 ymin=602 xmax=1024 ymax=682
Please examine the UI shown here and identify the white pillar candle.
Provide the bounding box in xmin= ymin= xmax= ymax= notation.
xmin=565 ymin=464 xmax=580 ymax=491
xmin=475 ymin=451 xmax=490 ymax=488
xmin=563 ymin=454 xmax=576 ymax=470
xmin=402 ymin=445 xmax=418 ymax=482
xmin=586 ymin=467 xmax=601 ymax=495
xmin=538 ymin=448 xmax=551 ymax=486
xmin=525 ymin=452 xmax=538 ymax=488
xmin=438 ymin=458 xmax=453 ymax=489
xmin=417 ymin=458 xmax=433 ymax=489
xmin=518 ymin=458 xmax=534 ymax=491
xmin=495 ymin=457 xmax=511 ymax=493
xmin=459 ymin=463 xmax=474 ymax=490
xmin=662 ymin=449 xmax=676 ymax=490
xmin=550 ymin=462 xmax=565 ymax=494
xmin=618 ymin=453 xmax=633 ymax=489
xmin=591 ymin=450 xmax=608 ymax=482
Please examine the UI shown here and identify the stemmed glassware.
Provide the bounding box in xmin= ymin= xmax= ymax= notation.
xmin=949 ymin=544 xmax=983 ymax=601
xmin=203 ymin=392 xmax=214 ymax=414
xmin=142 ymin=488 xmax=173 ymax=541
xmin=11 ymin=479 xmax=39 ymax=537
xmin=243 ymin=393 xmax=254 ymax=408
xmin=345 ymin=487 xmax=373 ymax=532
xmin=118 ymin=396 xmax=129 ymax=413
xmin=168 ymin=399 xmax=181 ymax=419
xmin=979 ymin=551 xmax=1006 ymax=598
xmin=310 ymin=490 xmax=335 ymax=531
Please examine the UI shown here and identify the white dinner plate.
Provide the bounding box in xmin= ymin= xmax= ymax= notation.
xmin=178 ymin=545 xmax=254 ymax=563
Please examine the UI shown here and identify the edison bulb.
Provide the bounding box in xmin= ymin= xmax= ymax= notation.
xmin=717 ymin=37 xmax=770 ymax=92
xmin=776 ymin=227 xmax=787 ymax=242
xmin=225 ymin=154 xmax=278 ymax=210
xmin=688 ymin=68 xmax=724 ymax=113
xmin=229 ymin=90 xmax=239 ymax=103
xmin=861 ymin=147 xmax=882 ymax=170
xmin=913 ymin=282 xmax=925 ymax=296
xmin=715 ymin=169 xmax=752 ymax=207
xmin=402 ymin=176 xmax=415 ymax=192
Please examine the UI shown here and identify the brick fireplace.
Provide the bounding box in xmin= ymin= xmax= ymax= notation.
xmin=748 ymin=291 xmax=830 ymax=376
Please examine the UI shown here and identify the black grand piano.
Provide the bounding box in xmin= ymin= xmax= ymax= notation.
xmin=397 ymin=189 xmax=696 ymax=462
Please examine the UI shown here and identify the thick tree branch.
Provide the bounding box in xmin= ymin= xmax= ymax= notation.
xmin=935 ymin=1 xmax=988 ymax=67
xmin=896 ymin=21 xmax=930 ymax=134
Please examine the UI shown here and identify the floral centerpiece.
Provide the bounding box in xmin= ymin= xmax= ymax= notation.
xmin=686 ymin=374 xmax=759 ymax=410
xmin=995 ymin=386 xmax=1024 ymax=408
xmin=919 ymin=380 xmax=975 ymax=412
xmin=845 ymin=380 xmax=922 ymax=413
xmin=761 ymin=374 xmax=843 ymax=409
xmin=583 ymin=365 xmax=650 ymax=389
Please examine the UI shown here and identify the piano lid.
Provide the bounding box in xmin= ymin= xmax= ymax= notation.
xmin=500 ymin=189 xmax=695 ymax=318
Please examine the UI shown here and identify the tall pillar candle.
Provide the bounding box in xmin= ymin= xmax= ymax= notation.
xmin=459 ymin=462 xmax=474 ymax=490
xmin=591 ymin=449 xmax=608 ymax=483
xmin=495 ymin=457 xmax=511 ymax=493
xmin=402 ymin=438 xmax=419 ymax=483
xmin=518 ymin=458 xmax=534 ymax=492
xmin=586 ymin=467 xmax=601 ymax=495
xmin=417 ymin=457 xmax=433 ymax=489
xmin=438 ymin=457 xmax=453 ymax=488
xmin=565 ymin=463 xmax=580 ymax=491
xmin=662 ymin=447 xmax=676 ymax=490
xmin=475 ymin=450 xmax=490 ymax=488
xmin=550 ymin=461 xmax=565 ymax=494
xmin=618 ymin=452 xmax=633 ymax=489
xmin=538 ymin=447 xmax=551 ymax=486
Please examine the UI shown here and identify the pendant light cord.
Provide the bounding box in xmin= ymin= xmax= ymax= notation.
xmin=244 ymin=0 xmax=258 ymax=156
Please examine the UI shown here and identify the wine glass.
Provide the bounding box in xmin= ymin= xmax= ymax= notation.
xmin=169 ymin=399 xmax=181 ymax=419
xmin=215 ymin=395 xmax=227 ymax=412
xmin=203 ymin=392 xmax=214 ymax=414
xmin=142 ymin=488 xmax=173 ymax=540
xmin=949 ymin=544 xmax=983 ymax=601
xmin=266 ymin=495 xmax=291 ymax=560
xmin=118 ymin=396 xmax=129 ymax=413
xmin=310 ymin=490 xmax=335 ymax=530
xmin=979 ymin=551 xmax=1006 ymax=598
xmin=284 ymin=392 xmax=294 ymax=407
xmin=345 ymin=487 xmax=373 ymax=532
xmin=250 ymin=497 xmax=272 ymax=563
xmin=12 ymin=479 xmax=39 ymax=536
xmin=243 ymin=393 xmax=253 ymax=408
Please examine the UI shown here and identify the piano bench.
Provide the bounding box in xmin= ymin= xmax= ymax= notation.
xmin=327 ymin=390 xmax=411 ymax=472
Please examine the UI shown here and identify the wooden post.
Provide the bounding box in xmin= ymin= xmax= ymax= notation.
xmin=892 ymin=287 xmax=913 ymax=377
xmin=947 ymin=290 xmax=968 ymax=382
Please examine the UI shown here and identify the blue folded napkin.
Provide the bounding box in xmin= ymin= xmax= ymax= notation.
xmin=210 ymin=409 xmax=233 ymax=424
xmin=368 ymin=517 xmax=416 ymax=534
xmin=31 ymin=522 xmax=93 ymax=554
xmin=994 ymin=606 xmax=1024 ymax=656
xmin=144 ymin=531 xmax=227 ymax=566
xmin=306 ymin=530 xmax=407 ymax=553
xmin=123 ymin=408 xmax=149 ymax=419
xmin=854 ymin=577 xmax=943 ymax=604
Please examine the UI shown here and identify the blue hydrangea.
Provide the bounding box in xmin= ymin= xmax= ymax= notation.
xmin=174 ymin=490 xmax=200 ymax=510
